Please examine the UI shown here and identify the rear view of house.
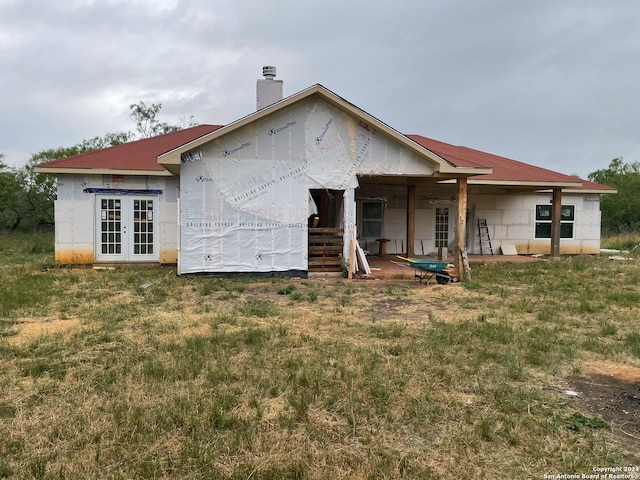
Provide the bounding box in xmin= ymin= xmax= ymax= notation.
xmin=36 ymin=67 xmax=615 ymax=276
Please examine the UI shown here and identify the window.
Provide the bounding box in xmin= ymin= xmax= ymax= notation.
xmin=361 ymin=201 xmax=383 ymax=238
xmin=535 ymin=204 xmax=574 ymax=238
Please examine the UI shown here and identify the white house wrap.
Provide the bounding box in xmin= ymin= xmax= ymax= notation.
xmin=177 ymin=98 xmax=435 ymax=275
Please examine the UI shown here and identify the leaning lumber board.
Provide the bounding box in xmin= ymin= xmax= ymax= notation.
xmin=355 ymin=241 xmax=371 ymax=275
xmin=348 ymin=238 xmax=355 ymax=280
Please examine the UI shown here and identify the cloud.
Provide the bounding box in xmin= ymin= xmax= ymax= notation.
xmin=0 ymin=0 xmax=638 ymax=178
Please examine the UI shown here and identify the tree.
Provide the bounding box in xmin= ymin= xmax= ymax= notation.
xmin=7 ymin=131 xmax=136 ymax=233
xmin=1 ymin=102 xmax=194 ymax=232
xmin=0 ymin=153 xmax=57 ymax=232
xmin=0 ymin=155 xmax=21 ymax=231
xmin=588 ymin=157 xmax=640 ymax=234
xmin=129 ymin=101 xmax=196 ymax=139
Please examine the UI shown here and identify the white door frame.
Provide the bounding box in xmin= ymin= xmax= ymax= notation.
xmin=434 ymin=206 xmax=455 ymax=250
xmin=95 ymin=195 xmax=159 ymax=262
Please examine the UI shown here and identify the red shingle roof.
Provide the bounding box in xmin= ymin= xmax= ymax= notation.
xmin=407 ymin=134 xmax=615 ymax=190
xmin=36 ymin=124 xmax=222 ymax=172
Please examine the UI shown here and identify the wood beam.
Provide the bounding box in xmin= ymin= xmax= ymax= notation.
xmin=455 ymin=177 xmax=471 ymax=281
xmin=550 ymin=188 xmax=562 ymax=258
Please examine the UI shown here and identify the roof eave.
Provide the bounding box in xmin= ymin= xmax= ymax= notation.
xmin=434 ymin=167 xmax=493 ymax=176
xmin=546 ymin=187 xmax=617 ymax=195
xmin=437 ymin=178 xmax=583 ymax=188
xmin=34 ymin=167 xmax=173 ymax=177
xmin=471 ymin=179 xmax=582 ymax=189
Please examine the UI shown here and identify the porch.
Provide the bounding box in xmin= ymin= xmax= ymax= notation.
xmin=358 ymin=253 xmax=542 ymax=281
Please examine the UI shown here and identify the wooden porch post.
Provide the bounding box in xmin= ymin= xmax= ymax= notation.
xmin=550 ymin=188 xmax=562 ymax=258
xmin=455 ymin=177 xmax=471 ymax=281
xmin=406 ymin=184 xmax=416 ymax=257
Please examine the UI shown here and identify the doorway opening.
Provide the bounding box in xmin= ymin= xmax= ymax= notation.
xmin=308 ymin=189 xmax=344 ymax=272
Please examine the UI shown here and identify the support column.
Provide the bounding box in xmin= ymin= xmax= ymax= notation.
xmin=550 ymin=188 xmax=562 ymax=258
xmin=455 ymin=177 xmax=471 ymax=281
xmin=342 ymin=188 xmax=357 ymax=261
xmin=406 ymin=184 xmax=416 ymax=257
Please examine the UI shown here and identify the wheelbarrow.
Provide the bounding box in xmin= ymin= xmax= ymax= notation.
xmin=392 ymin=256 xmax=452 ymax=284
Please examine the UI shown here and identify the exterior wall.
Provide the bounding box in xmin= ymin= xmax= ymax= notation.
xmin=158 ymin=181 xmax=179 ymax=263
xmin=358 ymin=185 xmax=602 ymax=256
xmin=54 ymin=173 xmax=178 ymax=264
xmin=178 ymin=97 xmax=435 ymax=274
xmin=469 ymin=192 xmax=601 ymax=255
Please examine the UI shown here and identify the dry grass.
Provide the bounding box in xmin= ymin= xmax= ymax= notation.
xmin=1 ymin=236 xmax=639 ymax=479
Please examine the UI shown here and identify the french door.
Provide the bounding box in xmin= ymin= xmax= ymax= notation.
xmin=435 ymin=207 xmax=451 ymax=249
xmin=95 ymin=195 xmax=159 ymax=262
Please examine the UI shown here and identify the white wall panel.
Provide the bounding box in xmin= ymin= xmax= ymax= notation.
xmin=53 ymin=174 xmax=177 ymax=264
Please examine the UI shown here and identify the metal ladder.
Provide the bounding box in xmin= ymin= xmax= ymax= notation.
xmin=477 ymin=218 xmax=493 ymax=255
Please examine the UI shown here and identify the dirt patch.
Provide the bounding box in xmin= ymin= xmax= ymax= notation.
xmin=580 ymin=361 xmax=640 ymax=384
xmin=562 ymin=367 xmax=640 ymax=463
xmin=369 ymin=298 xmax=407 ymax=318
xmin=358 ymin=284 xmax=473 ymax=323
xmin=9 ymin=316 xmax=81 ymax=345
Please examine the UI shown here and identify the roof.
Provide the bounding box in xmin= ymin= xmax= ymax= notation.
xmin=34 ymin=86 xmax=615 ymax=193
xmin=407 ymin=135 xmax=615 ymax=193
xmin=34 ymin=124 xmax=222 ymax=176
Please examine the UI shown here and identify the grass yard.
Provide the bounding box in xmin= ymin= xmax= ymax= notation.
xmin=1 ymin=233 xmax=639 ymax=479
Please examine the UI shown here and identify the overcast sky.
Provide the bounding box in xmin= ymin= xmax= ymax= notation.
xmin=1 ymin=0 xmax=638 ymax=178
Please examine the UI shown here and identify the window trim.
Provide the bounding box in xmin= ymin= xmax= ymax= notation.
xmin=360 ymin=200 xmax=384 ymax=239
xmin=534 ymin=204 xmax=575 ymax=239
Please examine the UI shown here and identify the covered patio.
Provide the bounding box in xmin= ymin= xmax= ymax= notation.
xmin=358 ymin=253 xmax=543 ymax=282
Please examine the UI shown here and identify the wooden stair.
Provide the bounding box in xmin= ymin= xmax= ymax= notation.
xmin=308 ymin=228 xmax=344 ymax=272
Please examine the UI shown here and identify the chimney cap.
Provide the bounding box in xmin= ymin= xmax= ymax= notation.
xmin=262 ymin=66 xmax=277 ymax=79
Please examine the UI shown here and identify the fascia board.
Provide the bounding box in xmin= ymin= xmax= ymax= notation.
xmin=543 ymin=187 xmax=617 ymax=194
xmin=471 ymin=179 xmax=582 ymax=188
xmin=432 ymin=167 xmax=493 ymax=176
xmin=436 ymin=178 xmax=583 ymax=188
xmin=34 ymin=167 xmax=173 ymax=176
